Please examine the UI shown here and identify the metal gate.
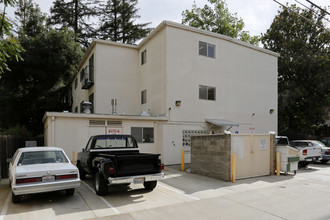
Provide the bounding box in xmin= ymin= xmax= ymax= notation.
xmin=232 ymin=134 xmax=271 ymax=179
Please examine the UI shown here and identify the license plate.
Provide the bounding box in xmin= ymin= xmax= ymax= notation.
xmin=133 ymin=177 xmax=145 ymax=184
xmin=42 ymin=175 xmax=55 ymax=182
xmin=306 ymin=159 xmax=312 ymax=162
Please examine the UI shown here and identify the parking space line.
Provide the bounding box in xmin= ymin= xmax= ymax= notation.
xmin=81 ymin=181 xmax=120 ymax=214
xmin=0 ymin=192 xmax=10 ymax=220
xmin=158 ymin=182 xmax=200 ymax=201
xmin=76 ymin=190 xmax=97 ymax=218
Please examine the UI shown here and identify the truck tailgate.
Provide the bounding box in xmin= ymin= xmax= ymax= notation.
xmin=114 ymin=153 xmax=160 ymax=177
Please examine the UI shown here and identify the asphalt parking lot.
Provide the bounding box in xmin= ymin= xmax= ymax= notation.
xmin=1 ymin=164 xmax=330 ymax=220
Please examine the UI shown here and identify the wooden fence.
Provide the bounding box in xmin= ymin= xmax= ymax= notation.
xmin=0 ymin=135 xmax=25 ymax=178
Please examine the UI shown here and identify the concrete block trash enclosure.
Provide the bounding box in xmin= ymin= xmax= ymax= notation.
xmin=191 ymin=133 xmax=276 ymax=181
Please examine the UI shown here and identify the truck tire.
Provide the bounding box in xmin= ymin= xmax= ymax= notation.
xmin=77 ymin=162 xmax=86 ymax=180
xmin=95 ymin=172 xmax=108 ymax=196
xmin=144 ymin=181 xmax=157 ymax=190
xmin=12 ymin=192 xmax=20 ymax=204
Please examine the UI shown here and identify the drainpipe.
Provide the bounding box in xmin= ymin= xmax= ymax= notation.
xmin=52 ymin=116 xmax=55 ymax=146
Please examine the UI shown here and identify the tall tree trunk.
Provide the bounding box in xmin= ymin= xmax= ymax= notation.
xmin=74 ymin=0 xmax=78 ymax=41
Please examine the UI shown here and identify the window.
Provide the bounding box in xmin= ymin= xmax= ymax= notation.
xmin=199 ymin=85 xmax=216 ymax=101
xmin=80 ymin=69 xmax=84 ymax=81
xmin=131 ymin=127 xmax=154 ymax=143
xmin=141 ymin=90 xmax=147 ymax=104
xmin=94 ymin=136 xmax=136 ymax=148
xmin=80 ymin=101 xmax=84 ymax=113
xmin=89 ymin=93 xmax=94 ymax=113
xmin=199 ymin=41 xmax=215 ymax=58
xmin=141 ymin=50 xmax=147 ymax=65
xmin=74 ymin=78 xmax=78 ymax=89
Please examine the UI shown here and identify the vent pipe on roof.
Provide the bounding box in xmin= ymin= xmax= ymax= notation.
xmin=111 ymin=99 xmax=117 ymax=115
xmin=82 ymin=101 xmax=92 ymax=113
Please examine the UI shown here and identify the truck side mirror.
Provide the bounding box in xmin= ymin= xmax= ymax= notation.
xmin=82 ymin=148 xmax=85 ymax=152
xmin=7 ymin=158 xmax=12 ymax=163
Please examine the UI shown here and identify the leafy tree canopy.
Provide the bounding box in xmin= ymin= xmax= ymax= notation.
xmin=0 ymin=0 xmax=24 ymax=73
xmin=0 ymin=1 xmax=83 ymax=135
xmin=262 ymin=4 xmax=330 ymax=136
xmin=182 ymin=0 xmax=259 ymax=45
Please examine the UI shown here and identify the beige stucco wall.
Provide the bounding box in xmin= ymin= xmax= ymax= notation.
xmin=44 ymin=113 xmax=166 ymax=162
xmin=138 ymin=28 xmax=167 ymax=116
xmin=94 ymin=43 xmax=140 ymax=115
xmin=164 ymin=25 xmax=278 ymax=134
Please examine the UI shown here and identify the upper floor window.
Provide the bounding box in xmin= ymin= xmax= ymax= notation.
xmin=89 ymin=93 xmax=94 ymax=113
xmin=141 ymin=89 xmax=147 ymax=104
xmin=141 ymin=50 xmax=147 ymax=65
xmin=199 ymin=41 xmax=215 ymax=58
xmin=74 ymin=78 xmax=78 ymax=89
xmin=199 ymin=85 xmax=216 ymax=101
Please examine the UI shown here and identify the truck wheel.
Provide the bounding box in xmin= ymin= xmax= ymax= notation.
xmin=77 ymin=162 xmax=86 ymax=180
xmin=12 ymin=192 xmax=20 ymax=204
xmin=65 ymin=188 xmax=75 ymax=196
xmin=144 ymin=181 xmax=157 ymax=190
xmin=95 ymin=172 xmax=108 ymax=196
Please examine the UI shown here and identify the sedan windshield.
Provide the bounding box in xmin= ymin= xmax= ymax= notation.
xmin=17 ymin=151 xmax=68 ymax=165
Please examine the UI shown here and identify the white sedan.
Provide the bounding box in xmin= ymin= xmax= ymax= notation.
xmin=8 ymin=147 xmax=81 ymax=203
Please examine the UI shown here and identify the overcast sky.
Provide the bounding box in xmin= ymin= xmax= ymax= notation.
xmin=6 ymin=0 xmax=330 ymax=36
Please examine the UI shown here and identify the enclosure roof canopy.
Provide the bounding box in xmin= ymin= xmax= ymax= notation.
xmin=206 ymin=119 xmax=239 ymax=127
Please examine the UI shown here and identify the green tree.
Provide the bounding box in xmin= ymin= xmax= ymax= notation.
xmin=98 ymin=0 xmax=152 ymax=44
xmin=0 ymin=1 xmax=83 ymax=135
xmin=0 ymin=0 xmax=23 ymax=73
xmin=262 ymin=4 xmax=330 ymax=136
xmin=48 ymin=0 xmax=99 ymax=47
xmin=182 ymin=0 xmax=259 ymax=45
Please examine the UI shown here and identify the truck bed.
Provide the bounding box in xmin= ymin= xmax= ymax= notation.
xmin=97 ymin=152 xmax=161 ymax=177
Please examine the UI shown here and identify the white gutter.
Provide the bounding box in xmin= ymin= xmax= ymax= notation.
xmin=51 ymin=116 xmax=55 ymax=146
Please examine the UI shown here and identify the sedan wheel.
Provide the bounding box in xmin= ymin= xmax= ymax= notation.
xmin=65 ymin=188 xmax=75 ymax=196
xmin=12 ymin=192 xmax=20 ymax=204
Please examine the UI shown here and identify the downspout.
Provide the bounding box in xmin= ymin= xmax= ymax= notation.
xmin=52 ymin=116 xmax=55 ymax=146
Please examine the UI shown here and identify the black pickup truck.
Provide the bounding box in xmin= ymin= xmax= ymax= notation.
xmin=77 ymin=134 xmax=164 ymax=195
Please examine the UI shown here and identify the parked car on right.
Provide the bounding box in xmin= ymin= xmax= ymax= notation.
xmin=320 ymin=137 xmax=330 ymax=147
xmin=314 ymin=140 xmax=330 ymax=163
xmin=290 ymin=140 xmax=322 ymax=166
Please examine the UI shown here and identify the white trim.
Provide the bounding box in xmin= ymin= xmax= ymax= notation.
xmin=90 ymin=148 xmax=140 ymax=152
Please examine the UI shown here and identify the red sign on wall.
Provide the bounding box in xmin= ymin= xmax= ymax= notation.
xmin=108 ymin=129 xmax=120 ymax=134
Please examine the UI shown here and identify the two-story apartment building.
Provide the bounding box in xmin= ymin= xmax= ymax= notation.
xmin=44 ymin=21 xmax=279 ymax=165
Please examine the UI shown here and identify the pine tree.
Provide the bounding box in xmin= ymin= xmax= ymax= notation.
xmin=98 ymin=0 xmax=151 ymax=44
xmin=48 ymin=0 xmax=98 ymax=47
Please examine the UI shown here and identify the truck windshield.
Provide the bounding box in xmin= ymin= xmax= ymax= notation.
xmin=95 ymin=137 xmax=136 ymax=148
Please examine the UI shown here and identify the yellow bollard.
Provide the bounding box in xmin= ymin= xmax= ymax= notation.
xmin=72 ymin=151 xmax=75 ymax=165
xmin=276 ymin=152 xmax=280 ymax=176
xmin=231 ymin=154 xmax=236 ymax=183
xmin=181 ymin=149 xmax=184 ymax=171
